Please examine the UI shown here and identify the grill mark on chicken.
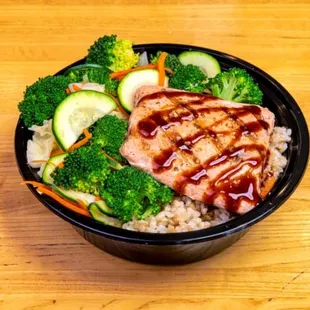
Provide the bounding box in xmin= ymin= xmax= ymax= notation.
xmin=121 ymin=87 xmax=275 ymax=214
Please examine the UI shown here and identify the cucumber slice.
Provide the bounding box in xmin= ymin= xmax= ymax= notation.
xmin=42 ymin=154 xmax=67 ymax=185
xmin=53 ymin=90 xmax=117 ymax=150
xmin=88 ymin=204 xmax=123 ymax=227
xmin=89 ymin=200 xmax=115 ymax=216
xmin=53 ymin=185 xmax=96 ymax=206
xmin=178 ymin=51 xmax=221 ymax=78
xmin=117 ymin=69 xmax=168 ymax=112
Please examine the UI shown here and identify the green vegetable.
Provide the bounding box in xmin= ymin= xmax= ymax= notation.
xmin=178 ymin=51 xmax=221 ymax=78
xmin=42 ymin=154 xmax=67 ymax=185
xmin=91 ymin=115 xmax=128 ymax=164
xmin=52 ymin=145 xmax=111 ymax=196
xmin=150 ymin=51 xmax=182 ymax=71
xmin=117 ymin=69 xmax=168 ymax=112
xmin=169 ymin=64 xmax=208 ymax=93
xmin=100 ymin=167 xmax=174 ymax=222
xmin=86 ymin=34 xmax=139 ymax=72
xmin=52 ymin=90 xmax=117 ymax=151
xmin=66 ymin=65 xmax=119 ymax=96
xmin=88 ymin=203 xmax=123 ymax=227
xmin=18 ymin=75 xmax=70 ymax=127
xmin=52 ymin=185 xmax=96 ymax=206
xmin=206 ymin=67 xmax=263 ymax=105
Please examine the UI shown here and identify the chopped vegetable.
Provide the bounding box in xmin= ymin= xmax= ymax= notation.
xmin=100 ymin=167 xmax=174 ymax=222
xmin=206 ymin=67 xmax=263 ymax=105
xmin=117 ymin=69 xmax=168 ymax=112
xmin=151 ymin=51 xmax=182 ymax=71
xmin=110 ymin=64 xmax=157 ymax=79
xmin=169 ymin=64 xmax=208 ymax=93
xmin=178 ymin=51 xmax=221 ymax=78
xmin=18 ymin=75 xmax=70 ymax=127
xmin=261 ymin=175 xmax=276 ymax=198
xmin=52 ymin=90 xmax=117 ymax=151
xmin=52 ymin=145 xmax=111 ymax=195
xmin=66 ymin=66 xmax=119 ymax=96
xmin=91 ymin=115 xmax=128 ymax=164
xmin=137 ymin=51 xmax=149 ymax=67
xmin=37 ymin=186 xmax=91 ymax=217
xmin=157 ymin=52 xmax=168 ymax=86
xmin=86 ymin=34 xmax=139 ymax=72
xmin=68 ymin=129 xmax=92 ymax=152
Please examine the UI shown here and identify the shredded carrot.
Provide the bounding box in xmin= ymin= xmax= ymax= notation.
xmin=50 ymin=149 xmax=65 ymax=157
xmin=110 ymin=64 xmax=157 ymax=79
xmin=57 ymin=162 xmax=64 ymax=169
xmin=261 ymin=176 xmax=276 ymax=198
xmin=66 ymin=88 xmax=71 ymax=95
xmin=72 ymin=84 xmax=82 ymax=91
xmin=37 ymin=187 xmax=90 ymax=217
xmin=95 ymin=196 xmax=102 ymax=201
xmin=68 ymin=129 xmax=92 ymax=152
xmin=157 ymin=52 xmax=168 ymax=86
xmin=105 ymin=93 xmax=130 ymax=119
xmin=76 ymin=199 xmax=88 ymax=211
xmin=21 ymin=181 xmax=50 ymax=190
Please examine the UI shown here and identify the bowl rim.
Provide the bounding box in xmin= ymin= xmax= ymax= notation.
xmin=15 ymin=43 xmax=309 ymax=245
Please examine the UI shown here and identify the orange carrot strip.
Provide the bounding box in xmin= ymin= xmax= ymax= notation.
xmin=50 ymin=149 xmax=65 ymax=157
xmin=66 ymin=88 xmax=71 ymax=95
xmin=105 ymin=93 xmax=130 ymax=119
xmin=110 ymin=64 xmax=157 ymax=79
xmin=157 ymin=52 xmax=168 ymax=86
xmin=72 ymin=84 xmax=82 ymax=91
xmin=21 ymin=181 xmax=51 ymax=190
xmin=57 ymin=162 xmax=64 ymax=169
xmin=261 ymin=176 xmax=276 ymax=198
xmin=37 ymin=187 xmax=90 ymax=217
xmin=95 ymin=196 xmax=102 ymax=201
xmin=68 ymin=129 xmax=92 ymax=152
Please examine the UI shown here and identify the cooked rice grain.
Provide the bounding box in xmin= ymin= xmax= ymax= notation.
xmin=123 ymin=126 xmax=292 ymax=233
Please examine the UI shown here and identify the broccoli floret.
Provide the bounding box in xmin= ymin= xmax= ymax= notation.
xmin=18 ymin=75 xmax=70 ymax=127
xmin=86 ymin=34 xmax=139 ymax=72
xmin=67 ymin=67 xmax=119 ymax=96
xmin=91 ymin=115 xmax=128 ymax=164
xmin=150 ymin=51 xmax=182 ymax=71
xmin=206 ymin=67 xmax=263 ymax=105
xmin=100 ymin=167 xmax=174 ymax=222
xmin=52 ymin=145 xmax=111 ymax=195
xmin=169 ymin=64 xmax=207 ymax=93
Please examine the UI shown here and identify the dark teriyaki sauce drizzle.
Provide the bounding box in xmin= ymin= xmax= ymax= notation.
xmin=136 ymin=91 xmax=270 ymax=212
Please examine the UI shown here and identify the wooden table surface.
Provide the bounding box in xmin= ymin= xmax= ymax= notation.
xmin=1 ymin=1 xmax=310 ymax=309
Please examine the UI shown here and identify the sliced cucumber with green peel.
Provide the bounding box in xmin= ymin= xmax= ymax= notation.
xmin=89 ymin=203 xmax=123 ymax=227
xmin=52 ymin=185 xmax=96 ymax=206
xmin=53 ymin=90 xmax=117 ymax=150
xmin=117 ymin=69 xmax=169 ymax=112
xmin=178 ymin=51 xmax=221 ymax=78
xmin=89 ymin=200 xmax=115 ymax=217
xmin=42 ymin=154 xmax=67 ymax=185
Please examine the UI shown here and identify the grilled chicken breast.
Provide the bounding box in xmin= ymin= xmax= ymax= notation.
xmin=120 ymin=86 xmax=275 ymax=214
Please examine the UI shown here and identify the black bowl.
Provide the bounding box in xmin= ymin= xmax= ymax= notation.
xmin=15 ymin=44 xmax=309 ymax=264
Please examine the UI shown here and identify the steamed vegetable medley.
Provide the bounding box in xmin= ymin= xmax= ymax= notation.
xmin=20 ymin=34 xmax=263 ymax=227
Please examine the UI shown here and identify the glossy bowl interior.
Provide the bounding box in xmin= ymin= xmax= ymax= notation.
xmin=15 ymin=44 xmax=309 ymax=264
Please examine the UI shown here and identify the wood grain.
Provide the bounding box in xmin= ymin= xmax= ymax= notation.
xmin=0 ymin=1 xmax=309 ymax=309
